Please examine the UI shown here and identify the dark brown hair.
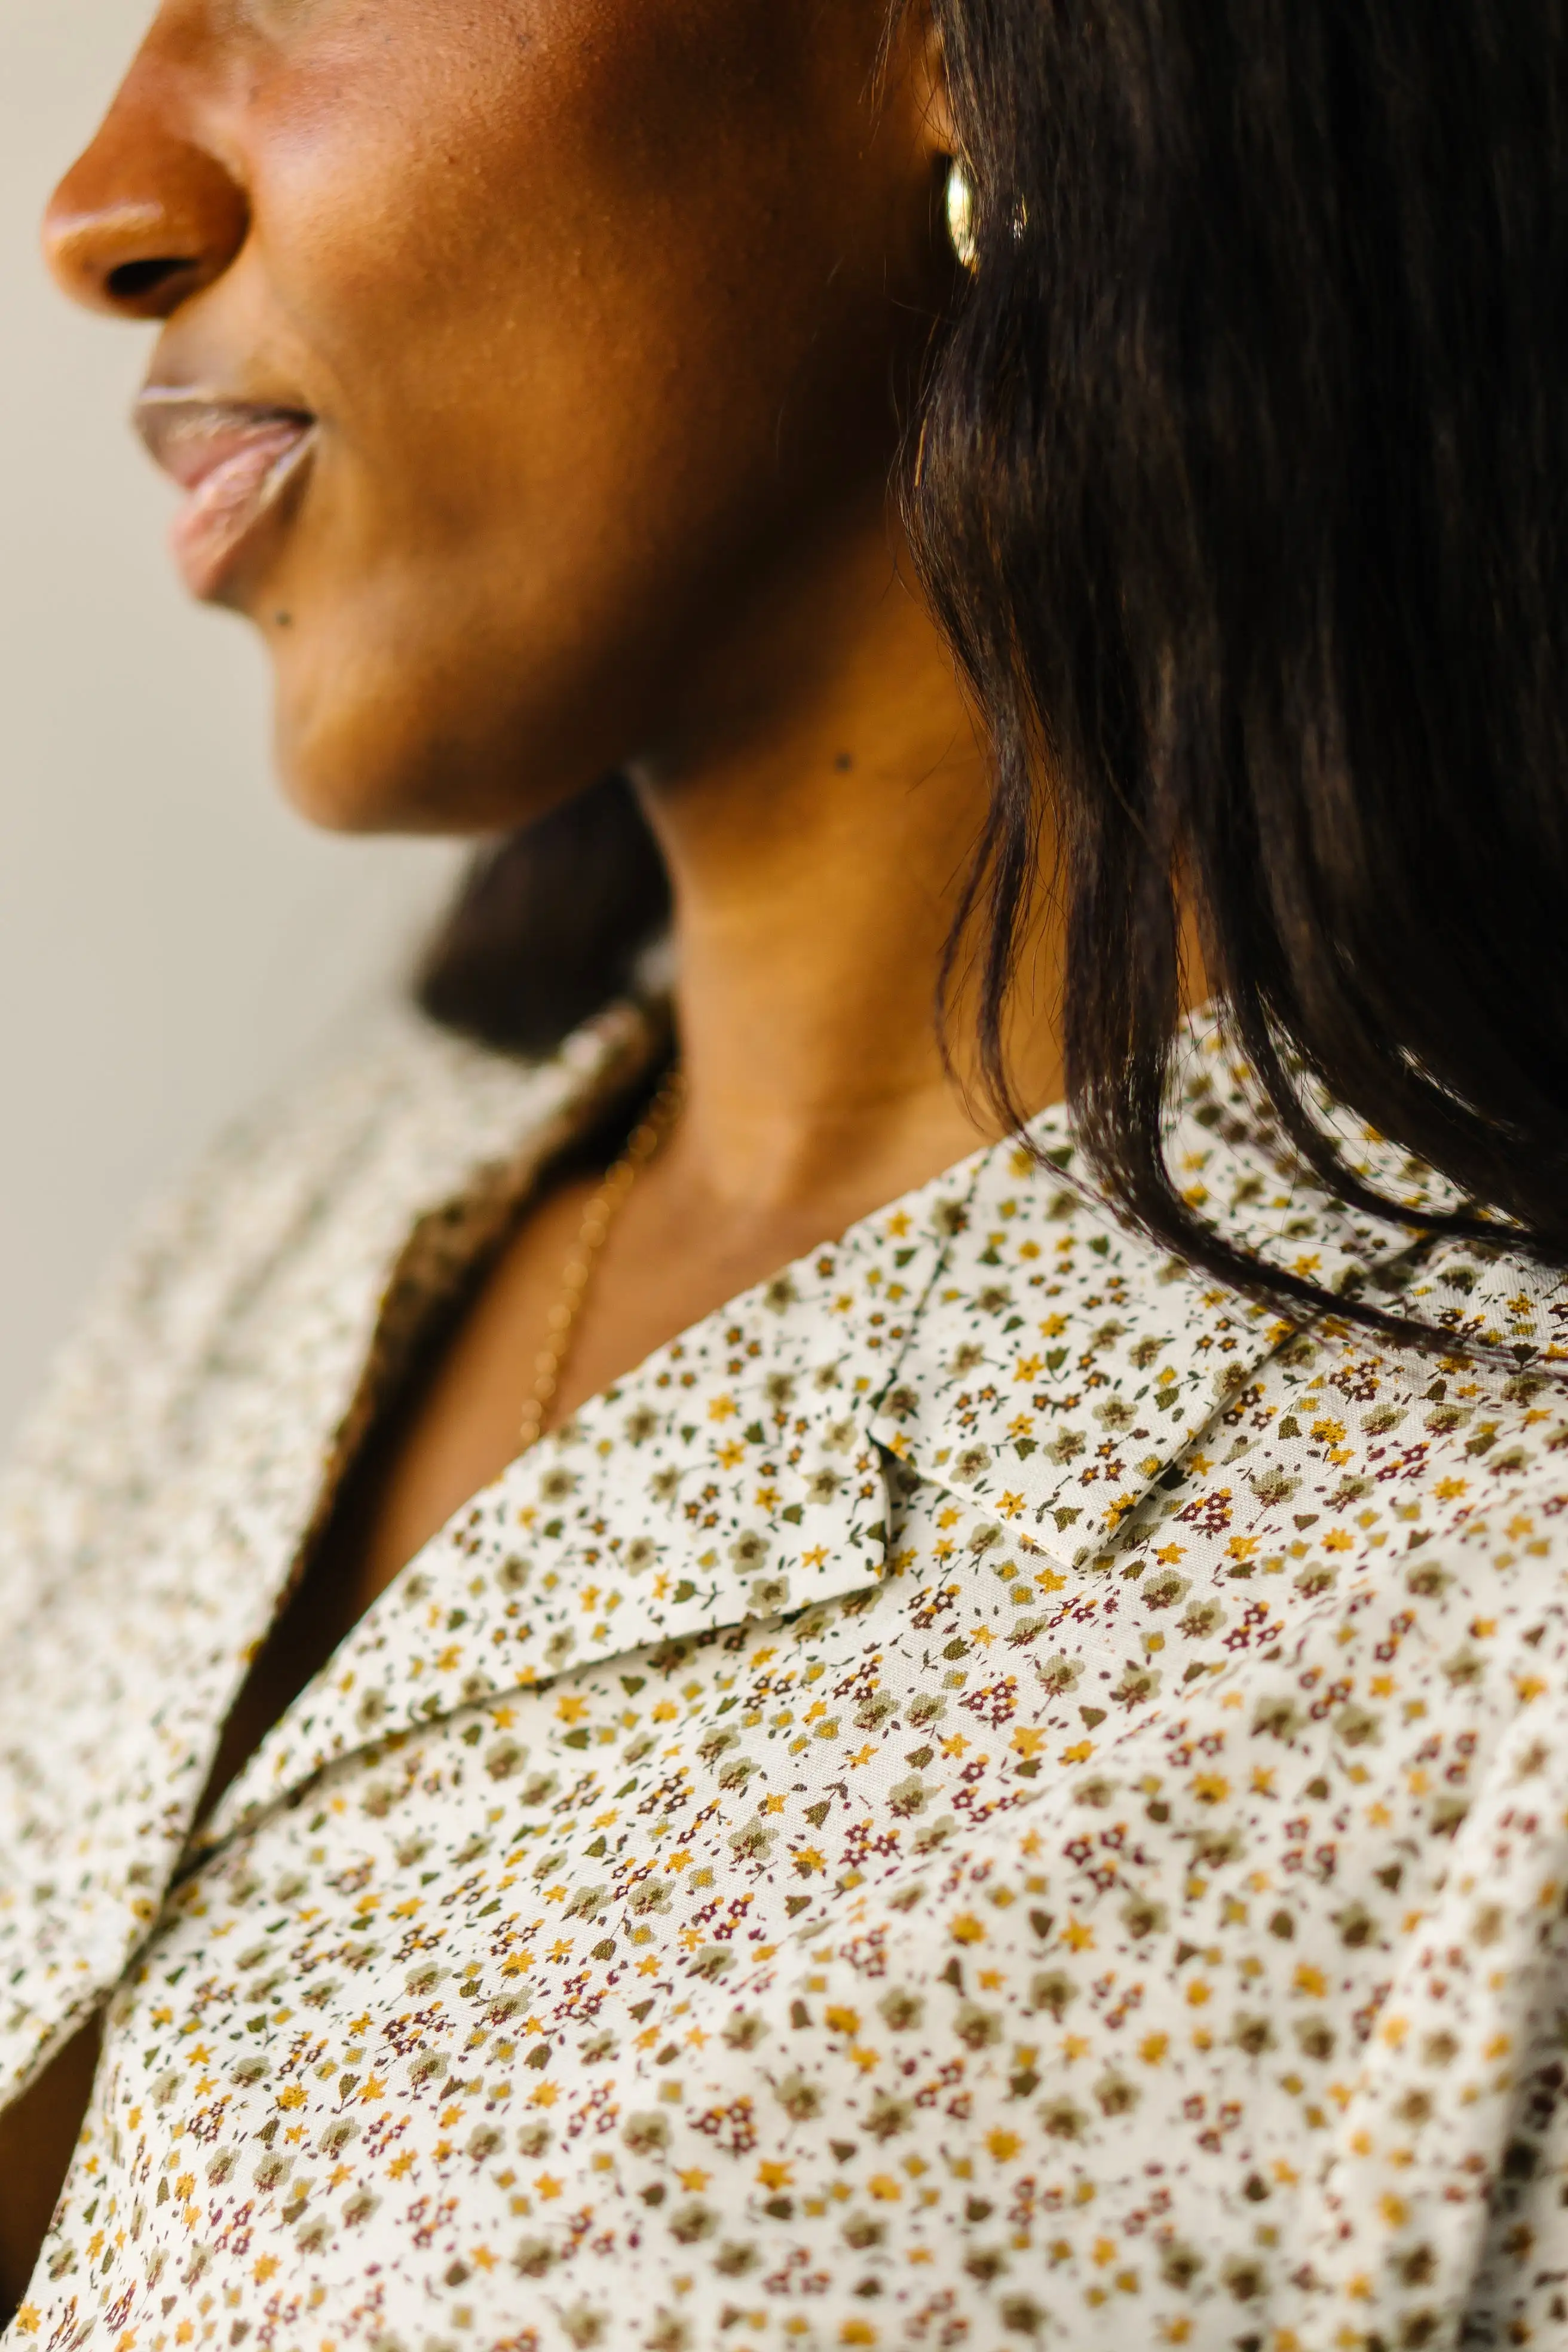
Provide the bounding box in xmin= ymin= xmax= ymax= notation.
xmin=422 ymin=0 xmax=1568 ymax=1320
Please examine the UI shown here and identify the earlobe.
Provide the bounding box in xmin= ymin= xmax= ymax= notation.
xmin=914 ymin=1 xmax=960 ymax=162
xmin=884 ymin=0 xmax=958 ymax=164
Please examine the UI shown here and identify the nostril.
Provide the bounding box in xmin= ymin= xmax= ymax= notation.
xmin=44 ymin=140 xmax=250 ymax=320
xmin=105 ymin=255 xmax=189 ymax=304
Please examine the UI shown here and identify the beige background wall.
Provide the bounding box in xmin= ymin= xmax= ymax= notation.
xmin=0 ymin=0 xmax=464 ymax=1444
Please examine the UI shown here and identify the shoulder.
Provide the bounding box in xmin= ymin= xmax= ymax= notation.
xmin=885 ymin=1006 xmax=1568 ymax=1586
xmin=0 ymin=1000 xmax=650 ymax=1625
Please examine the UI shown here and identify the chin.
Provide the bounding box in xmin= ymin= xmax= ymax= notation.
xmin=267 ymin=666 xmax=408 ymax=837
xmin=268 ymin=648 xmax=462 ymax=837
xmin=264 ymin=617 xmax=605 ymax=843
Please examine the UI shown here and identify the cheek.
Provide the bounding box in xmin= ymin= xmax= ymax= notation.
xmin=238 ymin=0 xmax=927 ymax=824
xmin=250 ymin=0 xmax=897 ymax=513
xmin=253 ymin=7 xmax=740 ymax=388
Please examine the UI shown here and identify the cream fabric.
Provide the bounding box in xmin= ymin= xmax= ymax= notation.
xmin=2 ymin=1003 xmax=1567 ymax=2352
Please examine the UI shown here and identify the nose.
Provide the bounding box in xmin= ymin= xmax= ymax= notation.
xmin=42 ymin=56 xmax=247 ymax=323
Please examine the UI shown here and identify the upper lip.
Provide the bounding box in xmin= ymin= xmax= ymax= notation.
xmin=132 ymin=384 xmax=318 ymax=490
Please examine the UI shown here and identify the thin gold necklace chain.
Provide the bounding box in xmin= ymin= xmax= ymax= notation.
xmin=517 ymin=1065 xmax=685 ymax=1456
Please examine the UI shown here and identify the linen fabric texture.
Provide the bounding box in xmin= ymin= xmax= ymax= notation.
xmin=2 ymin=1002 xmax=1567 ymax=2352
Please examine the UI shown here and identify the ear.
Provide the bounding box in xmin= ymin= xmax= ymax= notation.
xmin=919 ymin=10 xmax=960 ymax=161
xmin=885 ymin=0 xmax=960 ymax=166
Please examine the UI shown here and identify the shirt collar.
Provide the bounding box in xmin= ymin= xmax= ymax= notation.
xmin=868 ymin=1019 xmax=1433 ymax=1569
xmin=203 ymin=1015 xmax=1425 ymax=1838
xmin=200 ymin=1139 xmax=987 ymax=1847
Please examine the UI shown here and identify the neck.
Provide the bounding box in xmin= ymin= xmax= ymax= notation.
xmin=630 ymin=510 xmax=1066 ymax=1223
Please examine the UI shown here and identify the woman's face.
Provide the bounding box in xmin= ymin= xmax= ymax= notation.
xmin=43 ymin=0 xmax=951 ymax=833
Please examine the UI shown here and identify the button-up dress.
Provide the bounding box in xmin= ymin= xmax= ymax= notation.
xmin=2 ymin=1002 xmax=1567 ymax=2352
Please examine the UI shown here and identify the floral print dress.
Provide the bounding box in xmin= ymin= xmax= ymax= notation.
xmin=2 ymin=1000 xmax=1567 ymax=2352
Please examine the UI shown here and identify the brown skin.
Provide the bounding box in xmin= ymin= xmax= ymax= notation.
xmin=4 ymin=0 xmax=1071 ymax=2314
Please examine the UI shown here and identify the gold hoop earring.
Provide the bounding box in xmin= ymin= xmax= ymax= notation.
xmin=945 ymin=159 xmax=978 ymax=272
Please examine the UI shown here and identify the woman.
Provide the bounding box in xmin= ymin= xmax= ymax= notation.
xmin=2 ymin=0 xmax=1565 ymax=2342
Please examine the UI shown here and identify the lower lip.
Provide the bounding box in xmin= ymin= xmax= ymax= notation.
xmin=169 ymin=423 xmax=317 ymax=601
